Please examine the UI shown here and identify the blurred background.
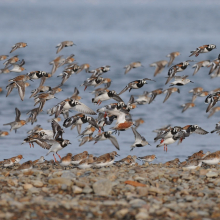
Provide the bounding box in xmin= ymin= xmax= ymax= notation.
xmin=0 ymin=0 xmax=220 ymax=163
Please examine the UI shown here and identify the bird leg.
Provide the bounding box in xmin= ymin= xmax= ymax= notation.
xmin=53 ymin=154 xmax=57 ymax=162
xmin=56 ymin=152 xmax=62 ymax=160
xmin=29 ymin=143 xmax=32 ymax=148
xmin=84 ymin=86 xmax=87 ymax=91
xmin=98 ymin=127 xmax=102 ymax=133
xmin=98 ymin=100 xmax=102 ymax=105
xmin=166 ymin=145 xmax=168 ymax=152
xmin=160 ymin=139 xmax=164 ymax=144
xmin=164 ymin=144 xmax=166 ymax=151
xmin=32 ymin=143 xmax=34 ymax=148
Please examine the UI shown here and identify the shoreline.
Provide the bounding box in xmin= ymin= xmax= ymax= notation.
xmin=0 ymin=162 xmax=220 ymax=219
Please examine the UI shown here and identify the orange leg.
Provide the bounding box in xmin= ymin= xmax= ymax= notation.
xmin=94 ymin=141 xmax=97 ymax=145
xmin=84 ymin=86 xmax=87 ymax=91
xmin=98 ymin=100 xmax=102 ymax=105
xmin=53 ymin=154 xmax=57 ymax=162
xmin=56 ymin=152 xmax=62 ymax=160
xmin=166 ymin=145 xmax=168 ymax=152
xmin=104 ymin=112 xmax=107 ymax=118
xmin=29 ymin=143 xmax=32 ymax=148
xmin=160 ymin=139 xmax=164 ymax=144
xmin=164 ymin=144 xmax=166 ymax=151
xmin=98 ymin=127 xmax=101 ymax=133
xmin=32 ymin=143 xmax=34 ymax=148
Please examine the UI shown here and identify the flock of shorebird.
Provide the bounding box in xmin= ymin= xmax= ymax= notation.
xmin=0 ymin=42 xmax=220 ymax=171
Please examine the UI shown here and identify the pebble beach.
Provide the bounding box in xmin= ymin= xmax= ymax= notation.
xmin=1 ymin=161 xmax=220 ymax=219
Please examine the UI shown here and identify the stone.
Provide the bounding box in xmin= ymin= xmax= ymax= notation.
xmin=32 ymin=180 xmax=44 ymax=188
xmin=93 ymin=179 xmax=112 ymax=196
xmin=115 ymin=209 xmax=129 ymax=218
xmin=61 ymin=171 xmax=76 ymax=179
xmin=23 ymin=183 xmax=33 ymax=190
xmin=82 ymin=185 xmax=93 ymax=194
xmin=7 ymin=179 xmax=18 ymax=187
xmin=72 ymin=186 xmax=83 ymax=194
xmin=135 ymin=212 xmax=149 ymax=219
xmin=129 ymin=199 xmax=147 ymax=208
xmin=206 ymin=171 xmax=218 ymax=178
xmin=48 ymin=177 xmax=73 ymax=187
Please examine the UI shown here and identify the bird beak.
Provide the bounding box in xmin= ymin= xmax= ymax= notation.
xmin=116 ymin=154 xmax=120 ymax=157
xmin=148 ymin=143 xmax=151 ymax=146
xmin=190 ymin=81 xmax=194 ymax=83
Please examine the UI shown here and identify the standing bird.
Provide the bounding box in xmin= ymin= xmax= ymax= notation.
xmin=166 ymin=51 xmax=180 ymax=67
xmin=137 ymin=155 xmax=157 ymax=164
xmin=56 ymin=41 xmax=75 ymax=54
xmin=10 ymin=42 xmax=27 ymax=53
xmin=189 ymin=44 xmax=216 ymax=57
xmin=3 ymin=108 xmax=26 ymax=133
xmin=150 ymin=60 xmax=168 ymax=77
xmin=124 ymin=61 xmax=142 ymax=74
xmin=130 ymin=127 xmax=150 ymax=151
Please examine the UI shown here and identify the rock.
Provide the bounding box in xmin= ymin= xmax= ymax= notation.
xmin=23 ymin=183 xmax=33 ymax=190
xmin=61 ymin=171 xmax=76 ymax=179
xmin=72 ymin=186 xmax=83 ymax=194
xmin=61 ymin=184 xmax=68 ymax=190
xmin=7 ymin=179 xmax=18 ymax=187
xmin=74 ymin=180 xmax=86 ymax=188
xmin=28 ymin=187 xmax=40 ymax=194
xmin=206 ymin=171 xmax=218 ymax=178
xmin=93 ymin=179 xmax=112 ymax=196
xmin=115 ymin=208 xmax=129 ymax=218
xmin=82 ymin=185 xmax=93 ymax=194
xmin=129 ymin=199 xmax=147 ymax=208
xmin=135 ymin=212 xmax=149 ymax=219
xmin=32 ymin=180 xmax=44 ymax=188
xmin=136 ymin=187 xmax=148 ymax=196
xmin=48 ymin=177 xmax=73 ymax=187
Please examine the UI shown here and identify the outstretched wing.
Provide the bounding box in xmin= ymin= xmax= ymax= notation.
xmin=109 ymin=135 xmax=120 ymax=150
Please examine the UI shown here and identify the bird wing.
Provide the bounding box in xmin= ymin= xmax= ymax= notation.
xmin=193 ymin=127 xmax=209 ymax=135
xmin=15 ymin=108 xmax=21 ymax=121
xmin=132 ymin=127 xmax=142 ymax=142
xmin=112 ymin=94 xmax=124 ymax=102
xmin=15 ymin=81 xmax=25 ymax=101
xmin=109 ymin=135 xmax=120 ymax=150
xmin=163 ymin=90 xmax=172 ymax=103
xmin=73 ymin=102 xmax=97 ymax=115
xmin=119 ymin=85 xmax=129 ymax=95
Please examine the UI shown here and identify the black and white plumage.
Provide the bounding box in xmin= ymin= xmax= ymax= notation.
xmin=189 ymin=44 xmax=216 ymax=57
xmin=51 ymin=119 xmax=65 ymax=139
xmin=119 ymin=78 xmax=155 ymax=95
xmin=94 ymin=131 xmax=120 ymax=150
xmin=130 ymin=127 xmax=150 ymax=151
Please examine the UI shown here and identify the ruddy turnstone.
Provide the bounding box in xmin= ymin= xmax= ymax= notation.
xmin=81 ymin=76 xmax=104 ymax=91
xmin=205 ymin=92 xmax=220 ymax=112
xmin=163 ymin=87 xmax=180 ymax=103
xmin=56 ymin=41 xmax=75 ymax=54
xmin=130 ymin=127 xmax=150 ymax=151
xmin=10 ymin=42 xmax=27 ymax=53
xmin=211 ymin=122 xmax=220 ymax=134
xmin=150 ymin=60 xmax=168 ymax=77
xmin=124 ymin=61 xmax=142 ymax=74
xmin=189 ymin=44 xmax=216 ymax=57
xmin=166 ymin=60 xmax=193 ymax=84
xmin=119 ymin=78 xmax=155 ymax=95
xmin=3 ymin=108 xmax=26 ymax=132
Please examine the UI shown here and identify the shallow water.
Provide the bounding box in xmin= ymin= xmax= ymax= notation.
xmin=0 ymin=0 xmax=220 ymax=163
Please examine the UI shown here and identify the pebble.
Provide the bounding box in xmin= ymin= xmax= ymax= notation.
xmin=206 ymin=171 xmax=218 ymax=178
xmin=93 ymin=179 xmax=112 ymax=196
